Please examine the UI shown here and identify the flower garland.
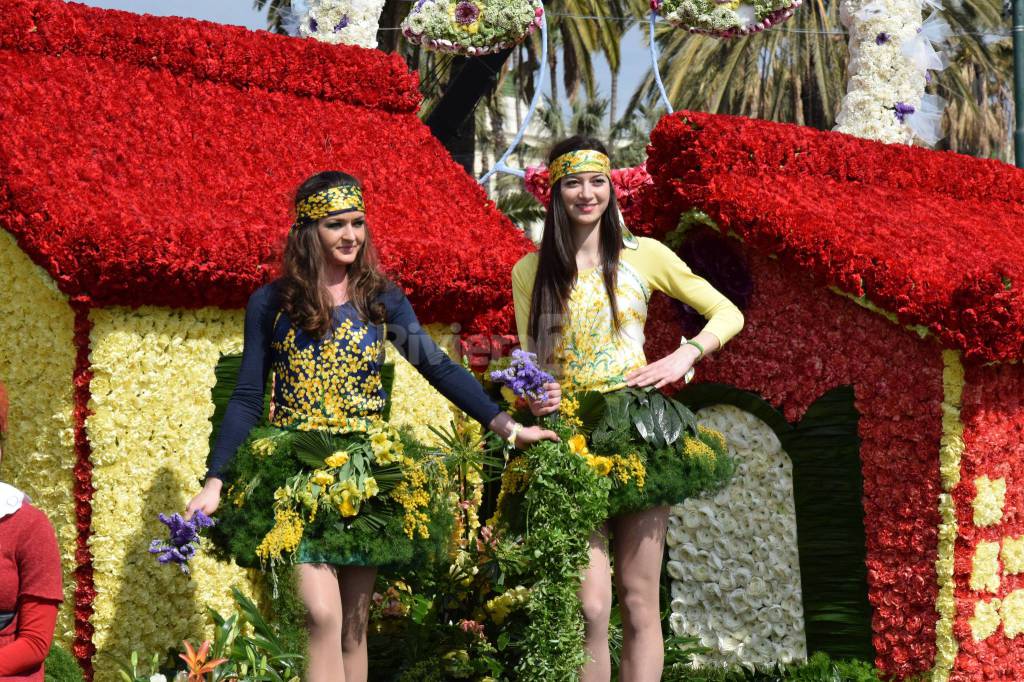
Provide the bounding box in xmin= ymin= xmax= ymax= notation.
xmin=85 ymin=306 xmax=254 ymax=682
xmin=643 ymin=111 xmax=1024 ymax=364
xmin=644 ymin=247 xmax=945 ymax=677
xmin=298 ymin=0 xmax=386 ymax=48
xmin=931 ymin=350 xmax=965 ymax=680
xmin=0 ymin=232 xmax=79 ymax=655
xmin=402 ymin=0 xmax=543 ymax=56
xmin=70 ymin=300 xmax=97 ymax=679
xmin=0 ymin=0 xmax=530 ymax=333
xmin=652 ymin=0 xmax=801 ymax=38
xmin=666 ymin=404 xmax=807 ymax=665
xmin=833 ymin=0 xmax=949 ymax=145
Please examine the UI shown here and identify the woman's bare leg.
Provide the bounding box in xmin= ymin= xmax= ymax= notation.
xmin=610 ymin=506 xmax=669 ymax=682
xmin=580 ymin=526 xmax=613 ymax=682
xmin=297 ymin=563 xmax=344 ymax=682
xmin=338 ymin=566 xmax=377 ymax=682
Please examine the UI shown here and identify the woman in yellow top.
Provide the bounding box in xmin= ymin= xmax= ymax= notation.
xmin=512 ymin=136 xmax=744 ymax=681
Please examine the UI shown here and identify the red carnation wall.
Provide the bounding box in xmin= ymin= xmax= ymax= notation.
xmin=645 ymin=249 xmax=945 ymax=678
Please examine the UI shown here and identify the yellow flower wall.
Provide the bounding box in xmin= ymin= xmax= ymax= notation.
xmin=85 ymin=306 xmax=254 ymax=682
xmin=386 ymin=323 xmax=457 ymax=443
xmin=0 ymin=230 xmax=78 ymax=648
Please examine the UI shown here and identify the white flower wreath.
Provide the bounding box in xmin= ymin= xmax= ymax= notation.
xmin=652 ymin=0 xmax=802 ymax=38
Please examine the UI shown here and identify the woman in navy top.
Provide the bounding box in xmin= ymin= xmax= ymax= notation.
xmin=187 ymin=171 xmax=555 ymax=682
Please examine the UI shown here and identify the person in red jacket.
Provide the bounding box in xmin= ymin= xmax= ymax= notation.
xmin=0 ymin=381 xmax=64 ymax=680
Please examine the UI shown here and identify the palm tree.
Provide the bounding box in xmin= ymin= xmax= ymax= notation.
xmin=627 ymin=0 xmax=1011 ymax=158
xmin=628 ymin=0 xmax=847 ymax=129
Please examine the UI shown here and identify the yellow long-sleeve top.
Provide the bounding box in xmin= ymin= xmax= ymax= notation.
xmin=512 ymin=236 xmax=744 ymax=393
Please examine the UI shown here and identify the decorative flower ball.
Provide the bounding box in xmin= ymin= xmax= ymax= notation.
xmin=402 ymin=0 xmax=544 ymax=56
xmin=652 ymin=0 xmax=801 ymax=38
xmin=298 ymin=0 xmax=384 ymax=49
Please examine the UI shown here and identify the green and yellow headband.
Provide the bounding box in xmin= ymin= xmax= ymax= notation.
xmin=293 ymin=185 xmax=365 ymax=228
xmin=548 ymin=149 xmax=611 ymax=186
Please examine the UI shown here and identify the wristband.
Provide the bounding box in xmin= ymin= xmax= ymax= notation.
xmin=681 ymin=338 xmax=705 ymax=359
xmin=507 ymin=422 xmax=524 ymax=448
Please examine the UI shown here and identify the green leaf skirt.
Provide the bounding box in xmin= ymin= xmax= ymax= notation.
xmin=206 ymin=424 xmax=454 ymax=572
xmin=575 ymin=388 xmax=734 ymax=518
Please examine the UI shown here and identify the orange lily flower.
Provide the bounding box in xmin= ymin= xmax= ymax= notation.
xmin=179 ymin=640 xmax=228 ymax=682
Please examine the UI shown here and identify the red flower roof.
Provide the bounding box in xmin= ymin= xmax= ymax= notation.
xmin=0 ymin=0 xmax=530 ymax=332
xmin=642 ymin=111 xmax=1024 ymax=363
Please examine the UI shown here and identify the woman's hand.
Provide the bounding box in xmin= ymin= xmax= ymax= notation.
xmin=527 ymin=382 xmax=562 ymax=416
xmin=186 ymin=478 xmax=223 ymax=520
xmin=625 ymin=345 xmax=700 ymax=389
xmin=515 ymin=425 xmax=560 ymax=448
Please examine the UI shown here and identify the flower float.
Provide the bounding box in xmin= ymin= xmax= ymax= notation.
xmin=651 ymin=0 xmax=802 ymax=38
xmin=402 ymin=0 xmax=544 ymax=56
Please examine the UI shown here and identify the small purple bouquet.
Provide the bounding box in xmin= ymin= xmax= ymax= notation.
xmin=149 ymin=511 xmax=215 ymax=574
xmin=490 ymin=349 xmax=554 ymax=401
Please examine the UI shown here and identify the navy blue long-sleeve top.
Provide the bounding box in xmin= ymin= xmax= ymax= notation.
xmin=206 ymin=281 xmax=501 ymax=480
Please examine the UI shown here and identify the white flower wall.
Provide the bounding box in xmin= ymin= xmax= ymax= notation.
xmin=667 ymin=404 xmax=807 ymax=665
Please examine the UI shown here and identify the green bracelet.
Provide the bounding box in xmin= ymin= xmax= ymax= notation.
xmin=684 ymin=339 xmax=705 ymax=359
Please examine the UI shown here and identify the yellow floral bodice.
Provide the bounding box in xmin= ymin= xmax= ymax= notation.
xmin=512 ymin=235 xmax=745 ymax=394
xmin=269 ymin=308 xmax=386 ymax=433
xmin=556 ymin=261 xmax=650 ymax=392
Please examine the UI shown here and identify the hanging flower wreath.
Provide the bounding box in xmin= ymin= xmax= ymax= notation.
xmin=651 ymin=0 xmax=801 ymax=38
xmin=402 ymin=0 xmax=544 ymax=55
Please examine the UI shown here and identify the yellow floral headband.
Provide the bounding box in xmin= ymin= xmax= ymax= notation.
xmin=548 ymin=149 xmax=611 ymax=186
xmin=294 ymin=185 xmax=365 ymax=228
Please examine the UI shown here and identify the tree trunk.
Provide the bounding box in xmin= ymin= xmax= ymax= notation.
xmin=548 ymin=30 xmax=560 ymax=113
xmin=425 ymin=51 xmax=512 ymax=173
xmin=609 ymin=67 xmax=618 ymax=131
xmin=376 ymin=0 xmax=404 ymax=52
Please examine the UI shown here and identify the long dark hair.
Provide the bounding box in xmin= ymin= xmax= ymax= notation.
xmin=280 ymin=171 xmax=387 ymax=338
xmin=528 ymin=136 xmax=622 ymax=367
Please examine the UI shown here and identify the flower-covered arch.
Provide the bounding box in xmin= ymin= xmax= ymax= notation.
xmin=638 ymin=109 xmax=1024 ymax=679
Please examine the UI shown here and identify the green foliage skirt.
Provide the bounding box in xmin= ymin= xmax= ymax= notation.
xmin=208 ymin=424 xmax=454 ymax=572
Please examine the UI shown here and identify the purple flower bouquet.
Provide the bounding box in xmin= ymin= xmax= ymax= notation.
xmin=489 ymin=349 xmax=554 ymax=402
xmin=149 ymin=511 xmax=215 ymax=574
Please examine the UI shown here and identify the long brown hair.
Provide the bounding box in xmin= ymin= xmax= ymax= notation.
xmin=280 ymin=171 xmax=388 ymax=338
xmin=528 ymin=136 xmax=622 ymax=367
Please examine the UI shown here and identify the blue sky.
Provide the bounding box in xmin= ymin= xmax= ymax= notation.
xmin=76 ymin=1 xmax=649 ymax=113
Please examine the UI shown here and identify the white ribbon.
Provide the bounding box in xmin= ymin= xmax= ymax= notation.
xmin=901 ymin=11 xmax=952 ymax=72
xmin=906 ymin=93 xmax=947 ymax=145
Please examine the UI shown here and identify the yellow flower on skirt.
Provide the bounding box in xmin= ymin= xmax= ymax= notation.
xmin=311 ymin=470 xmax=335 ymax=487
xmin=363 ymin=476 xmax=380 ymax=498
xmin=568 ymin=434 xmax=590 ymax=457
xmin=337 ymin=490 xmax=361 ymax=517
xmin=325 ymin=451 xmax=350 ymax=468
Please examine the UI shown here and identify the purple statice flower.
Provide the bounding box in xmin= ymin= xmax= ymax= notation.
xmin=334 ymin=16 xmax=349 ymax=31
xmin=875 ymin=32 xmax=890 ymax=44
xmin=490 ymin=349 xmax=554 ymax=401
xmin=309 ymin=17 xmax=319 ymax=32
xmin=893 ymin=102 xmax=915 ymax=123
xmin=454 ymin=0 xmax=481 ymax=25
xmin=149 ymin=511 xmax=215 ymax=574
